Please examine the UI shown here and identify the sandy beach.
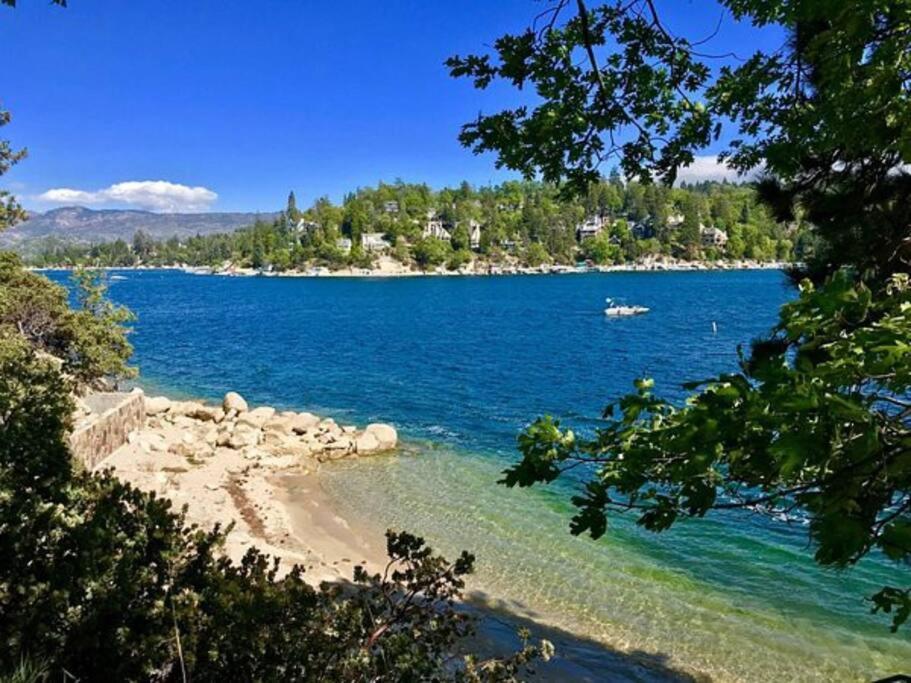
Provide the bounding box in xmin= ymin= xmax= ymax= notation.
xmin=99 ymin=390 xmax=697 ymax=682
xmin=100 ymin=392 xmax=396 ymax=585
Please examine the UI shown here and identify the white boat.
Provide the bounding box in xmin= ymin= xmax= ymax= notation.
xmin=604 ymin=298 xmax=649 ymax=316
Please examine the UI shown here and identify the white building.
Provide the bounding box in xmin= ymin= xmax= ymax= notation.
xmin=383 ymin=201 xmax=399 ymax=214
xmin=468 ymin=220 xmax=482 ymax=250
xmin=292 ymin=218 xmax=321 ymax=233
xmin=576 ymin=215 xmax=605 ymax=241
xmin=361 ymin=232 xmax=391 ymax=252
xmin=666 ymin=213 xmax=685 ymax=228
xmin=700 ymin=226 xmax=728 ymax=248
xmin=336 ymin=238 xmax=352 ymax=253
xmin=423 ymin=212 xmax=452 ymax=240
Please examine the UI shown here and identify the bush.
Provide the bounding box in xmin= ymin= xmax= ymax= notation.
xmin=413 ymin=237 xmax=451 ymax=269
xmin=0 ymin=261 xmax=550 ymax=680
xmin=0 ymin=254 xmax=134 ymax=385
xmin=447 ymin=248 xmax=473 ymax=271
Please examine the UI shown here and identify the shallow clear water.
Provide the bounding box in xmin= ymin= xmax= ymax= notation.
xmin=50 ymin=269 xmax=910 ymax=680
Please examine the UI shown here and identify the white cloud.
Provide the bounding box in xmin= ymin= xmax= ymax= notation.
xmin=37 ymin=180 xmax=218 ymax=213
xmin=675 ymin=155 xmax=754 ymax=185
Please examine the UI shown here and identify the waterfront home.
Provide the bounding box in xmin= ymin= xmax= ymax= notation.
xmin=361 ymin=232 xmax=391 ymax=251
xmin=336 ymin=237 xmax=353 ymax=253
xmin=701 ymin=226 xmax=729 ymax=248
xmin=576 ymin=215 xmax=605 ymax=241
xmin=469 ymin=220 xmax=481 ymax=249
xmin=423 ymin=212 xmax=452 ymax=240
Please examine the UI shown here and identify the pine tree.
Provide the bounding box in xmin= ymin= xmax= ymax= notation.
xmin=287 ymin=191 xmax=300 ymax=222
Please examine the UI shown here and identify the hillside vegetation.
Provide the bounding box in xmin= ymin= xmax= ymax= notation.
xmin=30 ymin=178 xmax=809 ymax=271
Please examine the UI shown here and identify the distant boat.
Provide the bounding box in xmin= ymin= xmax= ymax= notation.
xmin=604 ymin=298 xmax=649 ymax=317
xmin=110 ymin=274 xmax=127 ymax=281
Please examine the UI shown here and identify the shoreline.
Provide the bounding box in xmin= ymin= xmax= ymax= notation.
xmin=101 ymin=387 xmax=698 ymax=681
xmin=101 ymin=390 xmax=396 ymax=584
xmin=32 ymin=258 xmax=789 ymax=278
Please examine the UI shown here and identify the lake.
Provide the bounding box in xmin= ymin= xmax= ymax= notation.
xmin=50 ymin=268 xmax=910 ymax=681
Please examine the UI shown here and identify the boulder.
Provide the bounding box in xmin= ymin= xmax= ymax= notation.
xmin=262 ymin=430 xmax=294 ymax=448
xmin=237 ymin=406 xmax=275 ymax=429
xmin=228 ymin=424 xmax=260 ymax=450
xmin=187 ymin=404 xmax=221 ymax=422
xmin=145 ymin=396 xmax=172 ymax=416
xmin=355 ymin=430 xmax=381 ymax=454
xmin=324 ymin=435 xmax=353 ymax=454
xmin=223 ymin=392 xmax=248 ymax=413
xmin=215 ymin=428 xmax=233 ymax=448
xmin=169 ymin=400 xmax=205 ymax=418
xmin=171 ymin=415 xmax=197 ymax=430
xmin=171 ymin=441 xmax=201 ymax=458
xmin=259 ymin=454 xmax=298 ymax=469
xmin=264 ymin=414 xmax=296 ymax=435
xmin=203 ymin=427 xmax=219 ymax=446
xmin=364 ymin=423 xmax=397 ymax=450
xmin=140 ymin=431 xmax=169 ymax=452
xmin=289 ymin=412 xmax=321 ymax=434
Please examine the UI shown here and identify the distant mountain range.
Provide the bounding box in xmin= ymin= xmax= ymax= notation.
xmin=1 ymin=206 xmax=278 ymax=255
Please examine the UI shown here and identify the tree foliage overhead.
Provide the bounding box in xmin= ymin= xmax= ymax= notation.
xmin=452 ymin=0 xmax=911 ymax=630
xmin=449 ymin=0 xmax=911 ymax=281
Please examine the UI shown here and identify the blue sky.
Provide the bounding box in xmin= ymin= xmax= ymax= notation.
xmin=1 ymin=1 xmax=782 ymax=213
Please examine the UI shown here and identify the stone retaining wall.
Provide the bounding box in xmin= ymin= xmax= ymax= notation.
xmin=69 ymin=391 xmax=146 ymax=470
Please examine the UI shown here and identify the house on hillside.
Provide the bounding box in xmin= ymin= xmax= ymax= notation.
xmin=700 ymin=226 xmax=728 ymax=248
xmin=292 ymin=218 xmax=321 ymax=233
xmin=361 ymin=232 xmax=391 ymax=252
xmin=383 ymin=201 xmax=399 ymax=214
xmin=423 ymin=211 xmax=452 ymax=240
xmin=336 ymin=238 xmax=352 ymax=253
xmin=666 ymin=213 xmax=685 ymax=228
xmin=468 ymin=220 xmax=481 ymax=249
xmin=576 ymin=215 xmax=605 ymax=241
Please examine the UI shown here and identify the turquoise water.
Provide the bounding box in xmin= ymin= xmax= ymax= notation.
xmin=50 ymin=269 xmax=910 ymax=680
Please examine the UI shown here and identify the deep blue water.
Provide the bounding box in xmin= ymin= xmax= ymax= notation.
xmin=48 ymin=269 xmax=910 ymax=681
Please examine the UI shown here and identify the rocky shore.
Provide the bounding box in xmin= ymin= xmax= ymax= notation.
xmin=103 ymin=390 xmax=397 ymax=583
xmin=35 ymin=257 xmax=789 ymax=278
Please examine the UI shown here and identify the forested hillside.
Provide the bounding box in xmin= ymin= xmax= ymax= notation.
xmin=32 ymin=177 xmax=811 ymax=270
